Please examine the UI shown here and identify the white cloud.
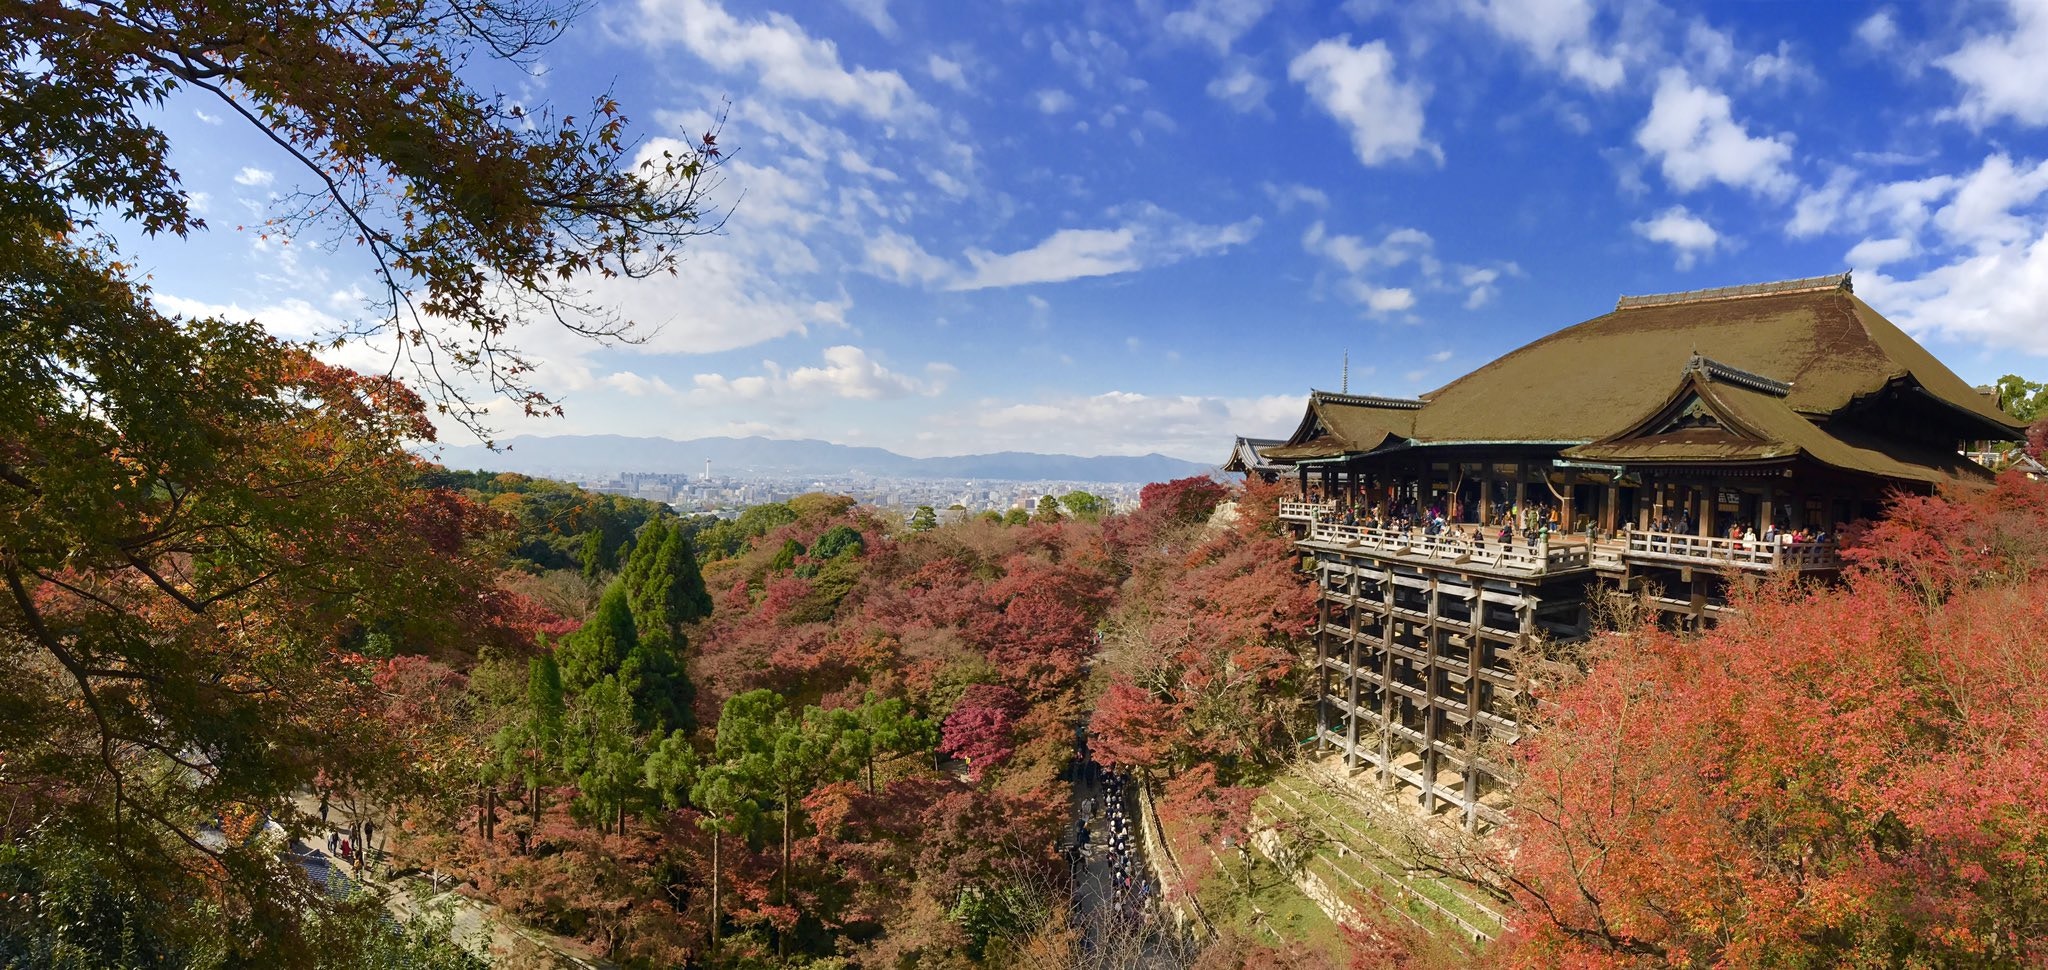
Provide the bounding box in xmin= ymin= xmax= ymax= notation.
xmin=1347 ymin=282 xmax=1416 ymax=313
xmin=194 ymin=109 xmax=221 ymax=125
xmin=927 ymin=54 xmax=969 ymax=91
xmin=1837 ymin=153 xmax=2048 ymax=353
xmin=1744 ymin=42 xmax=1811 ymax=88
xmin=1684 ymin=21 xmax=1736 ymax=78
xmin=962 ymin=390 xmax=1303 ymax=459
xmin=1787 ymin=166 xmax=1956 ymax=240
xmin=1298 ymin=222 xmax=1505 ymax=317
xmin=1860 ymin=238 xmax=2048 ymax=356
xmin=1164 ymin=0 xmax=1274 ymax=53
xmin=947 ymin=205 xmax=1260 ymax=291
xmin=1635 ymin=69 xmax=1795 ymax=196
xmin=1459 ymin=265 xmax=1511 ymax=308
xmin=1428 ymin=349 xmax=1455 ymax=363
xmin=1263 ymin=182 xmax=1330 ymax=212
xmin=1459 ymin=0 xmax=1628 ymax=90
xmin=1288 ymin=36 xmax=1438 ymax=167
xmin=1633 ymin=204 xmax=1720 ymax=269
xmin=234 ymin=167 xmax=274 ymax=187
xmin=1855 ymin=9 xmax=1898 ymax=50
xmin=1845 ymin=236 xmax=1915 ymax=268
xmin=1939 ymin=0 xmax=2048 ymax=128
xmin=1206 ymin=63 xmax=1272 ymax=113
xmin=836 ymin=0 xmax=894 ymax=35
xmin=631 ymin=0 xmax=922 ymax=121
xmin=863 ymin=229 xmax=954 ymax=286
xmin=693 ymin=345 xmax=951 ymax=402
xmin=1933 ymin=153 xmax=2048 ymax=246
xmin=958 ymin=228 xmax=1133 ymax=289
xmin=1035 ymin=88 xmax=1075 ymax=114
xmin=153 ymin=293 xmax=343 ymax=340
xmin=1302 ymin=222 xmax=1433 ymax=274
xmin=603 ymin=371 xmax=682 ymax=397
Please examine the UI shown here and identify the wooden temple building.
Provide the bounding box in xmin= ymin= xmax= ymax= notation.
xmin=1231 ymin=273 xmax=2029 ymax=829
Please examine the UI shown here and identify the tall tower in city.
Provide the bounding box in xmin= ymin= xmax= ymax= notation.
xmin=701 ymin=458 xmax=711 ymax=482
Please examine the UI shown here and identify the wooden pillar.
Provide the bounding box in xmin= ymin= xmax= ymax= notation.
xmin=1378 ymin=568 xmax=1396 ymax=786
xmin=1317 ymin=591 xmax=1332 ymax=755
xmin=1464 ymin=587 xmax=1483 ymax=833
xmin=1562 ymin=482 xmax=1576 ymax=532
xmin=1480 ymin=464 xmax=1495 ymax=524
xmin=1601 ymin=482 xmax=1620 ymax=533
xmin=1697 ymin=486 xmax=1711 ymax=537
xmin=1343 ymin=615 xmax=1360 ymax=770
xmin=1420 ymin=580 xmax=1439 ymax=814
xmin=1513 ymin=462 xmax=1528 ymax=520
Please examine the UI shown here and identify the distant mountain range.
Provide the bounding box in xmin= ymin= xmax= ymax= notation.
xmin=426 ymin=435 xmax=1216 ymax=484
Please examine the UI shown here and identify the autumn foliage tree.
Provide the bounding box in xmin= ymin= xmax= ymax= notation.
xmin=940 ymin=685 xmax=1026 ymax=779
xmin=1093 ymin=477 xmax=1317 ymax=782
xmin=1495 ymin=473 xmax=2048 ymax=967
xmin=1 ymin=292 xmax=515 ymax=961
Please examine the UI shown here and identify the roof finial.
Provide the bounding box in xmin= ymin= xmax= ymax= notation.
xmin=1341 ymin=350 xmax=1349 ymax=393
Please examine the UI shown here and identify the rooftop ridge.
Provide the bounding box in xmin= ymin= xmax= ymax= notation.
xmin=1688 ymin=353 xmax=1792 ymax=396
xmin=1617 ymin=272 xmax=1852 ymax=311
xmin=1311 ymin=389 xmax=1427 ymax=410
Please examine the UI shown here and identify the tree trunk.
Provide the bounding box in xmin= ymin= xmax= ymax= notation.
xmin=780 ymin=792 xmax=792 ymax=959
xmin=530 ymin=783 xmax=543 ymax=852
xmin=865 ymin=756 xmax=875 ymax=794
xmin=709 ymin=828 xmax=722 ymax=955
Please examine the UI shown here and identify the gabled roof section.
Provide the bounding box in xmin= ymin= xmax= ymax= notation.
xmin=1311 ymin=390 xmax=1426 ymax=410
xmin=1222 ymin=436 xmax=1284 ymax=473
xmin=1406 ymin=272 xmax=2026 ymax=445
xmin=1566 ymin=353 xmax=1992 ymax=485
xmin=1266 ymin=389 xmax=1420 ymax=462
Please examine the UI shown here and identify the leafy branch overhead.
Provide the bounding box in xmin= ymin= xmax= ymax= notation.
xmin=4 ymin=0 xmax=725 ymax=437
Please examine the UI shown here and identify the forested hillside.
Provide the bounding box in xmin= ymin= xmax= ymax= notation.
xmin=379 ymin=474 xmax=1334 ymax=967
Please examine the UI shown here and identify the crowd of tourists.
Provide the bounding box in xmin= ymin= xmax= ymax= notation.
xmin=323 ymin=820 xmax=379 ymax=870
xmin=1075 ymin=766 xmax=1155 ymax=924
xmin=1067 ymin=736 xmax=1158 ymax=929
xmin=1302 ymin=488 xmax=1836 ymax=552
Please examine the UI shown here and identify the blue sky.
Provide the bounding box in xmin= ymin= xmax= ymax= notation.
xmin=136 ymin=0 xmax=2048 ymax=461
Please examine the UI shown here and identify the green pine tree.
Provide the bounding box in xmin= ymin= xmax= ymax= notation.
xmin=558 ymin=584 xmax=638 ymax=692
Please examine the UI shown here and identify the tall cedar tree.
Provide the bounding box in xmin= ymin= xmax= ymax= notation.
xmin=620 ymin=518 xmax=710 ymax=729
xmin=560 ymin=583 xmax=639 ymax=692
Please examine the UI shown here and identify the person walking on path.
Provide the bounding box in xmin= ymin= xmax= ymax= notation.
xmin=326 ymin=830 xmax=338 ymax=855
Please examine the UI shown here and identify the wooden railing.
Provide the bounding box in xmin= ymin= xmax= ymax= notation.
xmin=1624 ymin=529 xmax=1839 ymax=572
xmin=1279 ymin=500 xmax=1336 ymax=522
xmin=1287 ymin=503 xmax=1842 ymax=575
xmin=1301 ymin=516 xmax=1590 ymax=575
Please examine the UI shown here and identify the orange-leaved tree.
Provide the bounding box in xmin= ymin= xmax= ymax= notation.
xmin=1 ymin=234 xmax=515 ymax=960
xmin=1497 ymin=473 xmax=2048 ymax=967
